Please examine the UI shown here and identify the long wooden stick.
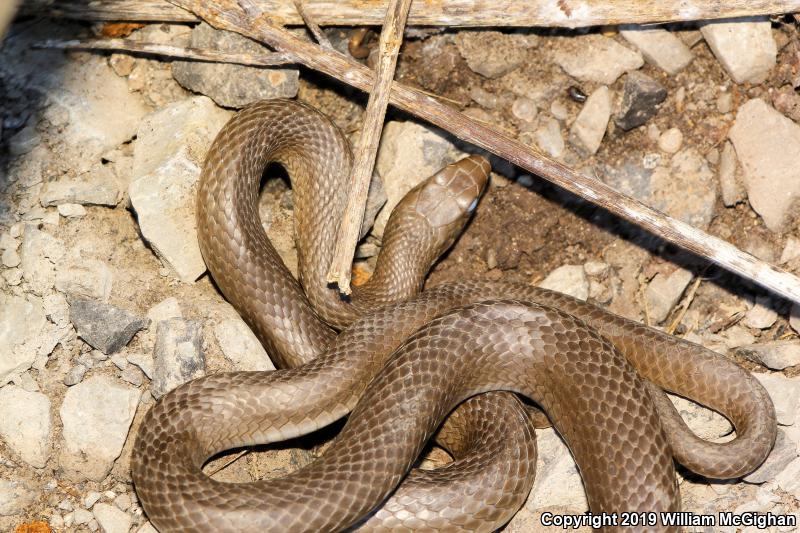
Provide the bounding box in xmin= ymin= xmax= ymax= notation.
xmin=24 ymin=0 xmax=800 ymax=26
xmin=326 ymin=0 xmax=413 ymax=294
xmin=163 ymin=0 xmax=800 ymax=304
xmin=34 ymin=38 xmax=296 ymax=66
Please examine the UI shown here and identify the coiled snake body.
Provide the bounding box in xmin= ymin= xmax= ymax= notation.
xmin=132 ymin=99 xmax=777 ymax=532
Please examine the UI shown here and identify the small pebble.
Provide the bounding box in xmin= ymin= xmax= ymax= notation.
xmin=658 ymin=127 xmax=684 ymax=153
xmin=717 ymin=92 xmax=733 ymax=114
xmin=511 ymin=97 xmax=537 ymax=123
xmin=57 ymin=203 xmax=88 ymax=218
xmin=63 ymin=364 xmax=88 ymax=386
xmin=550 ymin=100 xmax=569 ymax=121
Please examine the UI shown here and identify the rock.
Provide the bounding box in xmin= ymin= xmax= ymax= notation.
xmin=780 ymin=238 xmax=800 ymax=265
xmin=670 ymin=395 xmax=733 ymax=441
xmin=152 ymin=318 xmax=205 ymax=399
xmin=453 ymin=30 xmax=530 ymax=78
xmin=214 ymin=318 xmax=275 ymax=371
xmin=47 ymin=59 xmax=150 ymax=172
xmin=57 ymin=203 xmax=87 ymax=218
xmin=729 ymin=98 xmax=800 ymax=232
xmin=136 ymin=522 xmax=158 ymax=533
xmin=73 ymin=507 xmax=94 ymax=525
xmin=92 ymin=503 xmax=132 ymax=533
xmin=700 ymin=17 xmax=777 ymax=84
xmin=0 ymin=293 xmax=47 ymax=384
xmin=532 ymin=117 xmax=564 ymax=158
xmin=0 ymin=386 xmax=51 ymax=468
xmin=742 ymin=295 xmax=778 ymax=330
xmin=717 ymin=92 xmax=734 ymax=114
xmin=744 ymin=429 xmax=798 ymax=483
xmin=146 ymin=297 xmax=182 ymax=323
xmin=719 ymin=140 xmax=745 ymax=207
xmin=59 ymin=375 xmax=141 ymax=481
xmin=718 ymin=325 xmax=756 ymax=351
xmin=173 ymin=23 xmax=298 ymax=108
xmin=127 ymin=353 xmax=154 ymax=380
xmin=84 ymin=491 xmax=102 ymax=509
xmin=41 ymin=165 xmax=121 ymax=207
xmin=1 ymin=248 xmax=19 ymax=268
xmin=791 ymin=304 xmax=800 ymax=335
xmin=63 ymin=364 xmax=88 ymax=386
xmin=537 ymin=265 xmax=589 ymax=301
xmin=130 ymin=97 xmax=231 ymax=281
xmin=0 ymin=479 xmax=35 ymax=516
xmin=55 ymin=259 xmax=113 ymax=302
xmin=20 ymin=224 xmax=65 ymax=295
xmin=658 ymin=128 xmax=684 ymax=154
xmin=568 ymin=86 xmax=611 ymax=155
xmin=525 ymin=427 xmax=588 ymax=512
xmin=553 ymin=34 xmax=643 ymax=85
xmin=615 ymin=71 xmax=667 ymax=131
xmin=775 ymin=456 xmax=800 ymax=498
xmin=753 ymin=373 xmax=800 ymax=426
xmin=550 ymin=100 xmax=569 ymax=121
xmin=619 ymin=26 xmax=694 ymax=75
xmin=511 ymin=97 xmax=538 ymax=123
xmin=373 ymin=121 xmax=464 ymax=238
xmin=649 ymin=148 xmax=716 ymax=229
xmin=8 ymin=123 xmax=41 ymax=156
xmin=645 ymin=267 xmax=693 ymax=324
xmin=69 ymin=298 xmax=148 ymax=354
xmin=738 ymin=341 xmax=800 ymax=371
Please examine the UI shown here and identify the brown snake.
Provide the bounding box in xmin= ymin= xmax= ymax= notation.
xmin=131 ymin=99 xmax=777 ymax=532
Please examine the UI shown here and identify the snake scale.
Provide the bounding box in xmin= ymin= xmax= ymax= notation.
xmin=131 ymin=99 xmax=777 ymax=532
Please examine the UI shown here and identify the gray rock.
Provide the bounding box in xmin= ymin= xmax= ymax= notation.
xmin=130 ymin=97 xmax=231 ymax=282
xmin=0 ymin=385 xmax=51 ymax=468
xmin=454 ymin=30 xmax=530 ymax=78
xmin=620 ymin=26 xmax=694 ymax=75
xmin=744 ymin=429 xmax=798 ymax=483
xmin=92 ymin=503 xmax=132 ymax=533
xmin=127 ymin=353 xmax=154 ymax=380
xmin=615 ymin=71 xmax=667 ymax=131
xmin=532 ymin=117 xmax=564 ymax=158
xmin=719 ymin=140 xmax=746 ymax=207
xmin=152 ymin=318 xmax=205 ymax=399
xmin=8 ymin=123 xmax=41 ymax=156
xmin=568 ymin=86 xmax=611 ymax=155
xmin=0 ymin=479 xmax=36 ymax=516
xmin=700 ymin=17 xmax=777 ymax=84
xmin=41 ymin=165 xmax=121 ymax=207
xmin=0 ymin=293 xmax=47 ymax=384
xmin=738 ymin=341 xmax=800 ymax=371
xmin=59 ymin=375 xmax=141 ymax=481
xmin=120 ymin=365 xmax=144 ymax=387
xmin=214 ymin=318 xmax=275 ymax=371
xmin=754 ymin=373 xmax=800 ymax=426
xmin=645 ymin=267 xmax=693 ymax=324
xmin=538 ymin=265 xmax=589 ymax=301
xmin=373 ymin=121 xmax=464 ymax=238
xmin=63 ymin=364 xmax=88 ymax=386
xmin=55 ymin=259 xmax=113 ymax=302
xmin=649 ymin=148 xmax=716 ymax=229
xmin=729 ymin=98 xmax=800 ymax=232
xmin=173 ymin=23 xmax=298 ymax=108
xmin=69 ymin=298 xmax=149 ymax=354
xmin=742 ymin=295 xmax=778 ymax=330
xmin=554 ymin=34 xmax=643 ymax=85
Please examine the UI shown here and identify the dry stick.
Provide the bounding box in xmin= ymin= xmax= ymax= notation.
xmin=24 ymin=0 xmax=800 ymax=26
xmin=291 ymin=0 xmax=331 ymax=49
xmin=34 ymin=38 xmax=296 ymax=66
xmin=168 ymin=0 xmax=800 ymax=304
xmin=326 ymin=0 xmax=413 ymax=294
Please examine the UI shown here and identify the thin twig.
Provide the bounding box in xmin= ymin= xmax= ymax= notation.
xmin=326 ymin=0 xmax=413 ymax=294
xmin=291 ymin=0 xmax=332 ymax=49
xmin=165 ymin=0 xmax=800 ymax=305
xmin=667 ymin=273 xmax=705 ymax=335
xmin=206 ymin=449 xmax=250 ymax=476
xmin=34 ymin=38 xmax=297 ymax=66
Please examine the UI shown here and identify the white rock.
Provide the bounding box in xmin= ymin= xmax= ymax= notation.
xmin=57 ymin=203 xmax=87 ymax=218
xmin=373 ymin=121 xmax=464 ymax=238
xmin=55 ymin=259 xmax=113 ymax=302
xmin=41 ymin=165 xmax=120 ymax=207
xmin=742 ymin=295 xmax=778 ymax=330
xmin=719 ymin=140 xmax=745 ymax=207
xmin=754 ymin=373 xmax=800 ymax=426
xmin=780 ymin=238 xmax=800 ymax=265
xmin=214 ymin=318 xmax=275 ymax=371
xmin=127 ymin=353 xmax=154 ymax=380
xmin=84 ymin=491 xmax=102 ymax=509
xmin=59 ymin=375 xmax=141 ymax=481
xmin=525 ymin=427 xmax=588 ymax=512
xmin=775 ymin=456 xmax=800 ymax=498
xmin=73 ymin=507 xmax=94 ymax=525
xmin=92 ymin=503 xmax=132 ymax=533
xmin=0 ymin=293 xmax=47 ymax=384
xmin=645 ymin=267 xmax=693 ymax=324
xmin=1 ymin=248 xmax=19 ymax=268
xmin=553 ymin=34 xmax=643 ymax=85
xmin=568 ymin=86 xmax=611 ymax=155
xmin=620 ymin=26 xmax=694 ymax=74
xmin=537 ymin=265 xmax=589 ymax=301
xmin=670 ymin=395 xmax=733 ymax=441
xmin=700 ymin=17 xmax=777 ymax=84
xmin=729 ymin=98 xmax=800 ymax=232
xmin=658 ymin=127 xmax=684 ymax=154
xmin=135 ymin=522 xmax=158 ymax=533
xmin=20 ymin=224 xmax=64 ymax=295
xmin=0 ymin=386 xmax=51 ymax=468
xmin=146 ymin=297 xmax=182 ymax=323
xmin=0 ymin=479 xmax=35 ymax=516
xmin=533 ymin=117 xmax=564 ymax=158
xmin=739 ymin=341 xmax=800 ymax=371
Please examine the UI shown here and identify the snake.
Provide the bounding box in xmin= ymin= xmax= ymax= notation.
xmin=131 ymin=99 xmax=777 ymax=532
